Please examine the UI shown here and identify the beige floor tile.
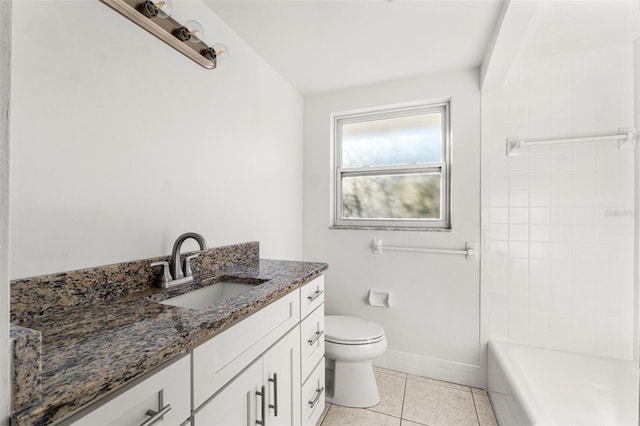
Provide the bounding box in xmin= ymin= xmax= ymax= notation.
xmin=473 ymin=393 xmax=498 ymax=426
xmin=400 ymin=420 xmax=426 ymax=426
xmin=321 ymin=404 xmax=401 ymax=426
xmin=374 ymin=366 xmax=408 ymax=378
xmin=403 ymin=379 xmax=479 ymax=426
xmin=407 ymin=374 xmax=471 ymax=393
xmin=316 ymin=403 xmax=332 ymax=426
xmin=367 ymin=369 xmax=406 ymax=417
xmin=471 ymin=387 xmax=487 ymax=395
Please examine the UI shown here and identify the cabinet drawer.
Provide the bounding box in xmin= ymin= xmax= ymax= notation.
xmin=300 ymin=276 xmax=324 ymax=320
xmin=193 ymin=290 xmax=300 ymax=409
xmin=71 ymin=356 xmax=190 ymax=426
xmin=300 ymin=303 xmax=324 ymax=382
xmin=301 ymin=357 xmax=325 ymax=426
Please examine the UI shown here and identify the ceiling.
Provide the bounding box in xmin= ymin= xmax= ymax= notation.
xmin=204 ymin=0 xmax=504 ymax=94
xmin=204 ymin=0 xmax=640 ymax=95
xmin=517 ymin=0 xmax=640 ymax=60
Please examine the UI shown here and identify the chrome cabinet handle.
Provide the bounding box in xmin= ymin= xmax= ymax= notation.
xmin=140 ymin=404 xmax=172 ymax=426
xmin=256 ymin=385 xmax=266 ymax=426
xmin=308 ymin=330 xmax=324 ymax=346
xmin=268 ymin=373 xmax=278 ymax=417
xmin=308 ymin=387 xmax=325 ymax=409
xmin=307 ymin=289 xmax=323 ymax=303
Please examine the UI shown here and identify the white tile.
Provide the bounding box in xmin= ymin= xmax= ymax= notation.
xmin=530 ymin=172 xmax=551 ymax=189
xmin=572 ymin=170 xmax=596 ymax=188
xmin=490 ymin=173 xmax=509 ymax=191
xmin=573 ymin=208 xmax=595 ymax=226
xmin=509 ymin=173 xmax=529 ymax=190
xmin=550 ymin=242 xmax=573 ymax=260
xmin=529 ymin=225 xmax=549 ymax=241
xmin=550 ymin=207 xmax=573 ymax=225
xmin=530 ymin=190 xmax=550 ymax=207
xmin=509 ymin=258 xmax=529 ymax=276
xmin=573 ymin=189 xmax=596 ymax=207
xmin=509 ymin=241 xmax=528 ymax=258
xmin=550 ymin=189 xmax=573 ymax=206
xmin=509 ymin=274 xmax=529 ymax=294
xmin=530 ymin=242 xmax=549 ymax=259
xmin=490 ymin=241 xmax=508 ymax=258
xmin=550 ymin=171 xmax=572 ymax=189
xmin=550 ymin=225 xmax=572 ymax=242
xmin=509 ymin=224 xmax=529 ymax=241
xmin=530 ymin=208 xmax=550 ymax=225
xmin=509 ymin=190 xmax=529 ymax=207
xmin=490 ymin=190 xmax=509 ymax=207
xmin=509 ymin=208 xmax=529 ymax=224
xmin=530 ymin=154 xmax=551 ymax=171
xmin=490 ymin=207 xmax=508 ymax=224
xmin=489 ymin=224 xmax=508 ymax=241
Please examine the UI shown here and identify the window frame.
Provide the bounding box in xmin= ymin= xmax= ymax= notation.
xmin=332 ymin=101 xmax=451 ymax=230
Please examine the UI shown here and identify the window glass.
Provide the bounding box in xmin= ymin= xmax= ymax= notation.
xmin=341 ymin=113 xmax=442 ymax=168
xmin=342 ymin=173 xmax=441 ymax=220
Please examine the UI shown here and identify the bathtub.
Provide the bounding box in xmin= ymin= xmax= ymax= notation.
xmin=488 ymin=340 xmax=639 ymax=425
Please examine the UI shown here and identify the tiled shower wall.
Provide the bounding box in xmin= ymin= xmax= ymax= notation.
xmin=481 ymin=44 xmax=636 ymax=360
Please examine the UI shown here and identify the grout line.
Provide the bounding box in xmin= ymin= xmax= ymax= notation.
xmin=471 ymin=391 xmax=481 ymax=425
xmin=400 ymin=371 xmax=408 ymax=422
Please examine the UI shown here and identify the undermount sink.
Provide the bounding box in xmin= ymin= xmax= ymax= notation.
xmin=160 ymin=279 xmax=266 ymax=310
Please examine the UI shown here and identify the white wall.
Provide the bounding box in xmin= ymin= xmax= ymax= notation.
xmin=10 ymin=0 xmax=304 ymax=279
xmin=0 ymin=1 xmax=11 ymax=422
xmin=303 ymin=69 xmax=482 ymax=386
xmin=481 ymin=44 xmax=636 ymax=360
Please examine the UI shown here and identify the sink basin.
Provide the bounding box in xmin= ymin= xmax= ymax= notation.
xmin=160 ymin=281 xmax=259 ymax=310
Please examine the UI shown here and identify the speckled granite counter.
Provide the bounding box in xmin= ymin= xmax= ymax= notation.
xmin=10 ymin=242 xmax=327 ymax=425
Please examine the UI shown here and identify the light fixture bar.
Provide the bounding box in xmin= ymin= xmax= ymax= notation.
xmin=100 ymin=0 xmax=216 ymax=70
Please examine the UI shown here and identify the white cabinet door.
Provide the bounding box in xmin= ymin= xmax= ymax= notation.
xmin=72 ymin=356 xmax=190 ymax=426
xmin=193 ymin=360 xmax=261 ymax=426
xmin=263 ymin=327 xmax=301 ymax=426
xmin=194 ymin=328 xmax=301 ymax=426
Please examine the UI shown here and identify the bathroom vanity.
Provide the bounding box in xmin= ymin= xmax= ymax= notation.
xmin=9 ymin=242 xmax=327 ymax=426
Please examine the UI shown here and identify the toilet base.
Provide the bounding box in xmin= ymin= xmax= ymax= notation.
xmin=326 ymin=359 xmax=380 ymax=408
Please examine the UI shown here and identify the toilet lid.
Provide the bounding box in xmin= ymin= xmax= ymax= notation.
xmin=325 ymin=315 xmax=385 ymax=344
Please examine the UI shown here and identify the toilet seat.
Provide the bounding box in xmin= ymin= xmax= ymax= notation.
xmin=325 ymin=315 xmax=385 ymax=345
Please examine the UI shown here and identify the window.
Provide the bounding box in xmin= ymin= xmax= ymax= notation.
xmin=333 ymin=101 xmax=450 ymax=230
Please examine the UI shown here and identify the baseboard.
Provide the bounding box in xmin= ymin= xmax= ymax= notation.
xmin=372 ymin=349 xmax=487 ymax=389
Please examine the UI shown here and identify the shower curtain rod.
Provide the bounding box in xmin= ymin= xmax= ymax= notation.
xmin=506 ymin=127 xmax=637 ymax=156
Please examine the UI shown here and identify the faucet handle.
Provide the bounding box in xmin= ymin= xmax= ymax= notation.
xmin=150 ymin=261 xmax=172 ymax=288
xmin=183 ymin=254 xmax=199 ymax=278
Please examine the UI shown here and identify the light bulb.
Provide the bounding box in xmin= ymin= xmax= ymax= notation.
xmin=184 ymin=20 xmax=204 ymax=43
xmin=154 ymin=0 xmax=172 ymax=18
xmin=212 ymin=43 xmax=230 ymax=61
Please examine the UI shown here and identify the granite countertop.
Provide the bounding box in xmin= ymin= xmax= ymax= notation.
xmin=10 ymin=251 xmax=327 ymax=426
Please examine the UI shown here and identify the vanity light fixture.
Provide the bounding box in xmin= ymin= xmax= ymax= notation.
xmin=100 ymin=0 xmax=228 ymax=70
xmin=140 ymin=0 xmax=172 ymax=18
xmin=176 ymin=20 xmax=204 ymax=42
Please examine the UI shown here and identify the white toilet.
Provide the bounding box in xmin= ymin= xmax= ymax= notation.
xmin=324 ymin=315 xmax=387 ymax=408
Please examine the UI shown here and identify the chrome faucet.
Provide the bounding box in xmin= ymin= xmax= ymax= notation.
xmin=170 ymin=232 xmax=207 ymax=281
xmin=152 ymin=232 xmax=207 ymax=288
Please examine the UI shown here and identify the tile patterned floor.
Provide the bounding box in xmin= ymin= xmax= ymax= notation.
xmin=317 ymin=367 xmax=498 ymax=426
